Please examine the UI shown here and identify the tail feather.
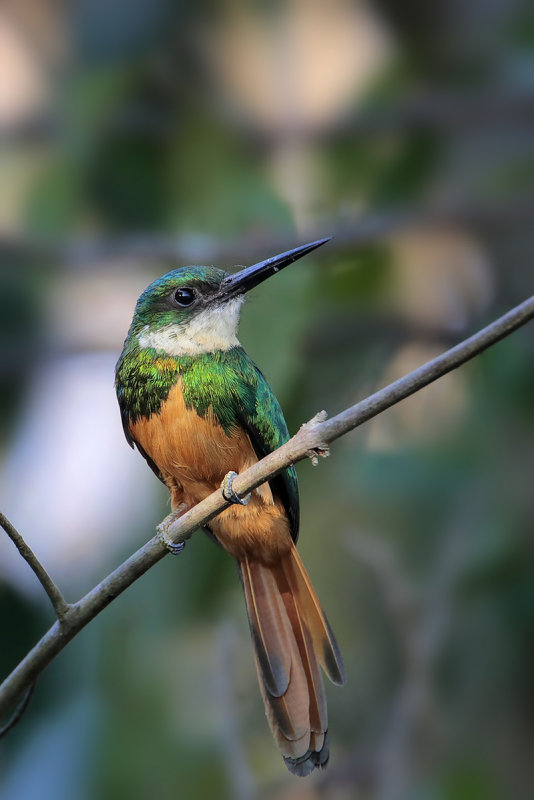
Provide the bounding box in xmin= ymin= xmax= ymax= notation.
xmin=274 ymin=560 xmax=327 ymax=734
xmin=240 ymin=542 xmax=345 ymax=776
xmin=241 ymin=558 xmax=291 ymax=697
xmin=283 ymin=545 xmax=346 ymax=686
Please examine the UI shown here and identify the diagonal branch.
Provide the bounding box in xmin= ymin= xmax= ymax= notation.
xmin=0 ymin=512 xmax=71 ymax=620
xmin=0 ymin=293 xmax=533 ymax=721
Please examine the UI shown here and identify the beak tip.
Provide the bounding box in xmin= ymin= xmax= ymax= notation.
xmin=309 ymin=236 xmax=332 ymax=247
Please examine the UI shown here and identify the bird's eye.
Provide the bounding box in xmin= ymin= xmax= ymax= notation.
xmin=173 ymin=287 xmax=196 ymax=307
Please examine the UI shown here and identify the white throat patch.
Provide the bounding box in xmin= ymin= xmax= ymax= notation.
xmin=137 ymin=297 xmax=244 ymax=356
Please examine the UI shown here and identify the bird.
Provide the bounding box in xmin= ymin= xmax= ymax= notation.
xmin=115 ymin=239 xmax=346 ymax=776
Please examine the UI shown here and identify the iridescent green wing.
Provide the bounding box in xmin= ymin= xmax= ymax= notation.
xmin=232 ymin=350 xmax=300 ymax=543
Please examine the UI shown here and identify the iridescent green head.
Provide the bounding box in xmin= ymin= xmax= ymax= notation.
xmin=128 ymin=238 xmax=331 ymax=356
xmin=132 ymin=265 xmax=229 ymax=332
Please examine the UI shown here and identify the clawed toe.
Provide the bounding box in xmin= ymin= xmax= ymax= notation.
xmin=157 ymin=504 xmax=188 ymax=554
xmin=221 ymin=471 xmax=251 ymax=506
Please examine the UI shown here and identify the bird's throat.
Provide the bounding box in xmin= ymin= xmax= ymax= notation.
xmin=136 ymin=298 xmax=244 ymax=357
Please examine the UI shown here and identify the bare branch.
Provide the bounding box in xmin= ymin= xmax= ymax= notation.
xmin=2 ymin=197 xmax=534 ymax=269
xmin=0 ymin=512 xmax=71 ymax=620
xmin=0 ymin=293 xmax=532 ymax=720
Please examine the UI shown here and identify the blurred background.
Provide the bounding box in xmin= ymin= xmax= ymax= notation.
xmin=1 ymin=1 xmax=533 ymax=798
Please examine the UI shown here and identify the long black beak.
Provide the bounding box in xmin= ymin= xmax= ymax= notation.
xmin=217 ymin=237 xmax=331 ymax=300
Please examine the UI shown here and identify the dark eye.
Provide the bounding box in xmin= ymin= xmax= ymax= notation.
xmin=173 ymin=287 xmax=196 ymax=307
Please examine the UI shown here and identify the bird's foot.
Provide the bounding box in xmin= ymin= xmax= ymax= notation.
xmin=157 ymin=503 xmax=189 ymax=554
xmin=221 ymin=471 xmax=251 ymax=506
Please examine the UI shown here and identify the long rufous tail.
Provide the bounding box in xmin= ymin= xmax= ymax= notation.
xmin=239 ymin=542 xmax=346 ymax=776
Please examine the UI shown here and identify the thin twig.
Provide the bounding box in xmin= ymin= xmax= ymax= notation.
xmin=0 ymin=293 xmax=532 ymax=720
xmin=0 ymin=512 xmax=71 ymax=620
xmin=0 ymin=681 xmax=36 ymax=739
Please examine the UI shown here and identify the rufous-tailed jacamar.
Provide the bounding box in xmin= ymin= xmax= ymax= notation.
xmin=115 ymin=239 xmax=345 ymax=776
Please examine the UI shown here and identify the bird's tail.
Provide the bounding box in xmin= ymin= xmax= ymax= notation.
xmin=239 ymin=542 xmax=346 ymax=777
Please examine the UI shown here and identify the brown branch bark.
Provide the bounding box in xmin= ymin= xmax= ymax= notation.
xmin=0 ymin=293 xmax=533 ymax=721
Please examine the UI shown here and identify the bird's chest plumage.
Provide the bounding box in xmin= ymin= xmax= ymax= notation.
xmin=130 ymin=380 xmax=291 ymax=562
xmin=130 ymin=379 xmax=256 ymax=500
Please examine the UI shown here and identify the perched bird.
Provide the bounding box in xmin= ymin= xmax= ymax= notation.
xmin=115 ymin=239 xmax=345 ymax=776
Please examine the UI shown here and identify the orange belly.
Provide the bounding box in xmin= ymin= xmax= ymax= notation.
xmin=129 ymin=380 xmax=292 ymax=563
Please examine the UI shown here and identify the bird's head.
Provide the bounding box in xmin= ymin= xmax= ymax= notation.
xmin=130 ymin=238 xmax=330 ymax=356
